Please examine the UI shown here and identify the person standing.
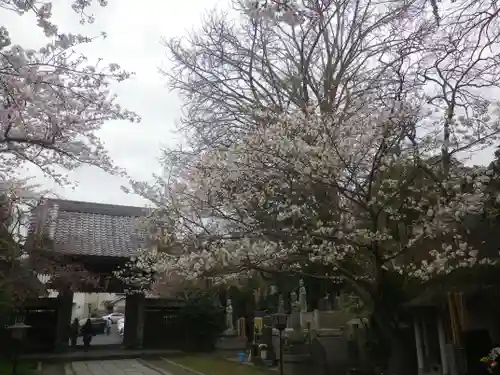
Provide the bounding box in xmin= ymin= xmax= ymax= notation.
xmin=105 ymin=317 xmax=112 ymax=335
xmin=81 ymin=318 xmax=93 ymax=351
xmin=70 ymin=318 xmax=79 ymax=348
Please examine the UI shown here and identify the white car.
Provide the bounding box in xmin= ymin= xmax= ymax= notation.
xmin=102 ymin=312 xmax=124 ymax=324
xmin=117 ymin=317 xmax=125 ymax=335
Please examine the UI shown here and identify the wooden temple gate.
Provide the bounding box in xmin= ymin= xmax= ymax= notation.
xmin=23 ymin=198 xmax=185 ymax=352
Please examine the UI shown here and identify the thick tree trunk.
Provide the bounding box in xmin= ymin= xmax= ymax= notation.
xmin=387 ymin=334 xmax=414 ymax=375
xmin=372 ymin=307 xmax=415 ymax=375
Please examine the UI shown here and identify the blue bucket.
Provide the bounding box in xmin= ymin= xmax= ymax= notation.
xmin=238 ymin=351 xmax=246 ymax=362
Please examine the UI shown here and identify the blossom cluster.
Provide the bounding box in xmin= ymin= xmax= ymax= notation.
xmin=1 ymin=0 xmax=140 ymax=184
xmin=241 ymin=0 xmax=304 ymax=25
xmin=121 ymin=99 xmax=498 ymax=290
xmin=121 ymin=0 xmax=500 ymax=293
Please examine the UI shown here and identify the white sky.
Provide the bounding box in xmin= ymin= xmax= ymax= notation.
xmin=2 ymin=0 xmax=230 ymax=207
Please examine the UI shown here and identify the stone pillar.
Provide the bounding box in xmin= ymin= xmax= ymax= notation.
xmin=123 ymin=293 xmax=145 ymax=349
xmin=55 ymin=289 xmax=73 ymax=352
xmin=414 ymin=318 xmax=425 ymax=375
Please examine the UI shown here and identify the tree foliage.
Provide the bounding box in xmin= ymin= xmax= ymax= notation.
xmin=0 ymin=0 xmax=137 ymax=301
xmin=1 ymin=0 xmax=139 ymax=184
xmin=123 ymin=1 xmax=500 ymax=373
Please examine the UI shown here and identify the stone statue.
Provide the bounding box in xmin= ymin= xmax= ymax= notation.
xmin=290 ymin=291 xmax=300 ymax=312
xmin=289 ymin=291 xmax=301 ymax=331
xmin=225 ymin=298 xmax=234 ymax=332
xmin=269 ymin=285 xmax=278 ymax=295
xmin=278 ymin=294 xmax=285 ymax=313
xmin=298 ymin=279 xmax=307 ymax=312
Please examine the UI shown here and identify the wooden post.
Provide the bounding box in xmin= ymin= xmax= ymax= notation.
xmin=422 ymin=319 xmax=430 ymax=359
xmin=414 ymin=318 xmax=425 ymax=375
xmin=438 ymin=317 xmax=450 ymax=375
xmin=123 ymin=293 xmax=144 ymax=349
xmin=55 ymin=288 xmax=73 ymax=352
xmin=422 ymin=319 xmax=430 ymax=372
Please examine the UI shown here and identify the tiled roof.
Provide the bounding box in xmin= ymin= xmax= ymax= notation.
xmin=28 ymin=199 xmax=151 ymax=258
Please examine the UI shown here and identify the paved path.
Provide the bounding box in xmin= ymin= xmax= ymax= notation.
xmin=71 ymin=360 xmax=173 ymax=375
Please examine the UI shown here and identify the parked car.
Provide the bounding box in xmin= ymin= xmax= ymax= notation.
xmin=79 ymin=318 xmax=106 ymax=335
xmin=102 ymin=312 xmax=124 ymax=324
xmin=117 ymin=317 xmax=125 ymax=335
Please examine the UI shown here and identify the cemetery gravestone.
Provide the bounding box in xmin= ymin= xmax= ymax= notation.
xmin=261 ymin=315 xmax=276 ymax=363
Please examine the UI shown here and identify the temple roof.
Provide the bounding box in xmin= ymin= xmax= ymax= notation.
xmin=28 ymin=199 xmax=151 ymax=258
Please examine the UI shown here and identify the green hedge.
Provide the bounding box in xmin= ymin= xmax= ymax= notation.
xmin=177 ymin=294 xmax=225 ymax=352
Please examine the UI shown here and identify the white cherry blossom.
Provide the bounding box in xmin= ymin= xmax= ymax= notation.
xmin=1 ymin=0 xmax=139 ymax=185
xmin=124 ymin=102 xmax=496 ymax=292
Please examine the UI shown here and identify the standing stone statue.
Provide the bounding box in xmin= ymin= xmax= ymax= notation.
xmin=269 ymin=285 xmax=278 ymax=295
xmin=278 ymin=294 xmax=285 ymax=313
xmin=289 ymin=291 xmax=301 ymax=331
xmin=298 ymin=279 xmax=307 ymax=312
xmin=225 ymin=298 xmax=234 ymax=332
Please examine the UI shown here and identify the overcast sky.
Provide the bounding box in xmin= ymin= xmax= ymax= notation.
xmin=3 ymin=0 xmax=230 ymax=207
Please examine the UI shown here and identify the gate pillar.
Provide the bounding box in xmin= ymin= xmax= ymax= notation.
xmin=55 ymin=288 xmax=74 ymax=352
xmin=123 ymin=293 xmax=145 ymax=349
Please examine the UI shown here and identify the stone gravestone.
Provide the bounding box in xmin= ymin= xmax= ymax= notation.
xmin=282 ymin=286 xmax=312 ymax=375
xmin=287 ymin=291 xmax=308 ymax=349
xmin=300 ymin=312 xmax=314 ymax=332
xmin=261 ymin=315 xmax=276 ymax=363
xmin=318 ymin=293 xmax=332 ymax=311
xmin=251 ymin=316 xmax=264 ymax=362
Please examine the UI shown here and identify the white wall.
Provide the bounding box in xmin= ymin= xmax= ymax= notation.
xmin=71 ymin=292 xmax=118 ymax=320
xmin=38 ymin=274 xmax=120 ymax=320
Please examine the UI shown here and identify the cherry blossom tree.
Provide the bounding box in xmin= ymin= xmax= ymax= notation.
xmin=0 ymin=0 xmax=138 ymax=304
xmin=170 ymin=1 xmax=438 ymax=150
xmin=1 ymin=0 xmax=140 ymax=185
xmin=129 ymin=106 xmax=497 ymax=373
xmin=125 ymin=0 xmax=500 ymax=373
xmin=164 ymin=0 xmax=500 ymax=152
xmin=0 ymin=179 xmax=99 ymax=312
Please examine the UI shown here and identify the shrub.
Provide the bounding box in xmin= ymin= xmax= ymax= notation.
xmin=176 ymin=293 xmax=225 ymax=352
